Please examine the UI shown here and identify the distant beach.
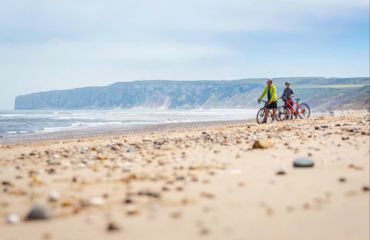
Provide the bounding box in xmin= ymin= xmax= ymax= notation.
xmin=0 ymin=109 xmax=256 ymax=144
xmin=0 ymin=118 xmax=248 ymax=145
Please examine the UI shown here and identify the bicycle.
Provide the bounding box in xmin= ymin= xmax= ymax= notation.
xmin=256 ymin=100 xmax=283 ymax=124
xmin=279 ymin=98 xmax=310 ymax=120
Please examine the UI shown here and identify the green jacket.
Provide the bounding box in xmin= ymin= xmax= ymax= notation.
xmin=259 ymin=84 xmax=278 ymax=103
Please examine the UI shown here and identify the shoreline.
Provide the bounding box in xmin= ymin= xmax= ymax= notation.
xmin=1 ymin=109 xmax=364 ymax=146
xmin=0 ymin=119 xmax=251 ymax=146
xmin=1 ymin=109 xmax=366 ymax=146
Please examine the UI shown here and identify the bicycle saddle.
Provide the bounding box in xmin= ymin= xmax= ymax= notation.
xmin=295 ymin=98 xmax=301 ymax=101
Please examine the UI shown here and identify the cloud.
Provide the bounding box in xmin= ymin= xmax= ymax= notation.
xmin=0 ymin=40 xmax=232 ymax=64
xmin=1 ymin=0 xmax=368 ymax=39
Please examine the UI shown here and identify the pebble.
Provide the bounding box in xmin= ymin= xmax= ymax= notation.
xmin=200 ymin=192 xmax=215 ymax=199
xmin=96 ymin=154 xmax=108 ymax=160
xmin=199 ymin=228 xmax=210 ymax=236
xmin=5 ymin=214 xmax=20 ymax=224
xmin=276 ymin=170 xmax=286 ymax=175
xmin=47 ymin=168 xmax=57 ymax=175
xmin=348 ymin=164 xmax=363 ymax=171
xmin=122 ymin=163 xmax=132 ymax=172
xmin=124 ymin=197 xmax=134 ymax=204
xmin=106 ymin=222 xmax=121 ymax=232
xmin=138 ymin=190 xmax=161 ymax=198
xmin=61 ymin=199 xmax=74 ymax=207
xmin=89 ymin=197 xmax=105 ymax=206
xmin=29 ymin=150 xmax=37 ymax=156
xmin=42 ymin=233 xmax=52 ymax=240
xmin=47 ymin=159 xmax=61 ymax=166
xmin=80 ymin=146 xmax=89 ymax=153
xmin=61 ymin=160 xmax=71 ymax=167
xmin=48 ymin=190 xmax=60 ymax=202
xmin=2 ymin=181 xmax=12 ymax=186
xmin=238 ymin=182 xmax=245 ymax=187
xmin=176 ymin=176 xmax=186 ymax=181
xmin=126 ymin=205 xmax=140 ymax=216
xmin=252 ymin=139 xmax=274 ymax=149
xmin=126 ymin=147 xmax=135 ymax=153
xmin=293 ymin=158 xmax=315 ymax=168
xmin=25 ymin=203 xmax=51 ymax=221
xmin=338 ymin=177 xmax=346 ymax=183
xmin=170 ymin=211 xmax=182 ymax=219
xmin=111 ymin=145 xmax=121 ymax=151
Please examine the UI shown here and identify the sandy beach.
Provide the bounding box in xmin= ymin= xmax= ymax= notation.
xmin=0 ymin=112 xmax=369 ymax=240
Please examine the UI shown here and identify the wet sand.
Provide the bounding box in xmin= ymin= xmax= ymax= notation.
xmin=0 ymin=113 xmax=369 ymax=240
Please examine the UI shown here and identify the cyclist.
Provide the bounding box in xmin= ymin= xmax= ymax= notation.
xmin=282 ymin=81 xmax=295 ymax=118
xmin=258 ymin=79 xmax=277 ymax=123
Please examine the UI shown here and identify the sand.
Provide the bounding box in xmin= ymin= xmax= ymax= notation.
xmin=0 ymin=113 xmax=369 ymax=240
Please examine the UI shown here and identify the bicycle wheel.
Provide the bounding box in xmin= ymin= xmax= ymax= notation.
xmin=276 ymin=106 xmax=288 ymax=121
xmin=297 ymin=103 xmax=310 ymax=119
xmin=256 ymin=108 xmax=266 ymax=124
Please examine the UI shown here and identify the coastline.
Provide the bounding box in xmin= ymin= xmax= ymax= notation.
xmin=0 ymin=119 xmax=250 ymax=145
xmin=0 ymin=108 xmax=260 ymax=145
xmin=1 ymin=109 xmax=365 ymax=146
xmin=0 ymin=112 xmax=369 ymax=240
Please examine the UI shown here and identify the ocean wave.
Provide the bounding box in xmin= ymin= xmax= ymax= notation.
xmin=41 ymin=121 xmax=125 ymax=133
xmin=0 ymin=109 xmax=257 ymax=136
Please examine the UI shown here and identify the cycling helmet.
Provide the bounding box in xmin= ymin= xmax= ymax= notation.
xmin=285 ymin=81 xmax=291 ymax=85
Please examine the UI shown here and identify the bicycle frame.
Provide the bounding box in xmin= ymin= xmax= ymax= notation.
xmin=285 ymin=99 xmax=302 ymax=115
xmin=260 ymin=100 xmax=277 ymax=117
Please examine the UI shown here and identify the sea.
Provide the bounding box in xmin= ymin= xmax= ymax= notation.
xmin=0 ymin=109 xmax=256 ymax=137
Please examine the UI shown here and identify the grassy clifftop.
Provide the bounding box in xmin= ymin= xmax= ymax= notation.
xmin=15 ymin=77 xmax=369 ymax=110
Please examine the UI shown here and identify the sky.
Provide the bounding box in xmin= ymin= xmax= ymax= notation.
xmin=0 ymin=0 xmax=369 ymax=109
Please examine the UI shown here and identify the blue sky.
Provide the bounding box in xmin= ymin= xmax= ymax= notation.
xmin=0 ymin=0 xmax=369 ymax=109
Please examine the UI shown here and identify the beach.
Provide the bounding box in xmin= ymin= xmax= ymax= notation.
xmin=0 ymin=112 xmax=369 ymax=240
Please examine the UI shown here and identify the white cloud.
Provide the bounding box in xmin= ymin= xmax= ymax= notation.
xmin=1 ymin=0 xmax=368 ymax=35
xmin=0 ymin=40 xmax=232 ymax=63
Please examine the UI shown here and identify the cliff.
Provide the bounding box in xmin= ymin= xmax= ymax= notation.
xmin=15 ymin=78 xmax=370 ymax=110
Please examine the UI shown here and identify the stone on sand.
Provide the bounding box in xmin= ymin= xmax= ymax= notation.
xmin=48 ymin=190 xmax=60 ymax=202
xmin=96 ymin=154 xmax=108 ymax=160
xmin=293 ymin=158 xmax=315 ymax=168
xmin=276 ymin=170 xmax=286 ymax=175
xmin=6 ymin=214 xmax=20 ymax=224
xmin=252 ymin=139 xmax=274 ymax=149
xmin=89 ymin=197 xmax=105 ymax=206
xmin=106 ymin=222 xmax=121 ymax=232
xmin=25 ymin=203 xmax=51 ymax=221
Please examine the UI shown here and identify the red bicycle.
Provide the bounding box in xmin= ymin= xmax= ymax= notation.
xmin=278 ymin=98 xmax=310 ymax=120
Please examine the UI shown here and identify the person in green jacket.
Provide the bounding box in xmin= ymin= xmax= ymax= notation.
xmin=258 ymin=79 xmax=278 ymax=123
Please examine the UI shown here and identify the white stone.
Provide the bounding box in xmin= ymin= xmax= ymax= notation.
xmin=6 ymin=214 xmax=20 ymax=224
xmin=89 ymin=197 xmax=105 ymax=206
xmin=49 ymin=190 xmax=60 ymax=202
